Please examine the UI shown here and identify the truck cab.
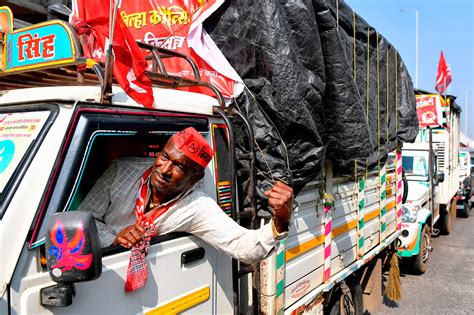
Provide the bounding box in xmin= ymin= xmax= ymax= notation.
xmin=397 ymin=143 xmax=436 ymax=274
xmin=0 ymin=85 xmax=243 ymax=314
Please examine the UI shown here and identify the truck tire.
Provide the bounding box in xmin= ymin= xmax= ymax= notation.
xmin=439 ymin=205 xmax=452 ymax=235
xmin=348 ymin=279 xmax=363 ymax=315
xmin=326 ymin=279 xmax=363 ymax=315
xmin=458 ymin=200 xmax=470 ymax=218
xmin=412 ymin=224 xmax=430 ymax=275
xmin=440 ymin=211 xmax=451 ymax=235
xmin=457 ymin=197 xmax=472 ymax=218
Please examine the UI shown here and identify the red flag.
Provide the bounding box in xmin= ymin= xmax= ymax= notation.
xmin=434 ymin=51 xmax=452 ymax=94
xmin=118 ymin=1 xmax=243 ymax=99
xmin=70 ymin=0 xmax=154 ymax=108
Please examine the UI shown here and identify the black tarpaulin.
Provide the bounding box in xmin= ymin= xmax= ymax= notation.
xmin=205 ymin=0 xmax=418 ymax=213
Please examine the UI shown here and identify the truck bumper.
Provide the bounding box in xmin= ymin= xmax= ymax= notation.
xmin=397 ymin=222 xmax=422 ymax=257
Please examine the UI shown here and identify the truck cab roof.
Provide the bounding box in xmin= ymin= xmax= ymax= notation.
xmin=0 ymin=85 xmax=218 ymax=116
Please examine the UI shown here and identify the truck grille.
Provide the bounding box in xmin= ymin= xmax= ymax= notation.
xmin=435 ymin=142 xmax=446 ymax=169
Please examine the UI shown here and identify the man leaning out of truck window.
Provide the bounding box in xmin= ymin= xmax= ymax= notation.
xmin=78 ymin=127 xmax=293 ymax=291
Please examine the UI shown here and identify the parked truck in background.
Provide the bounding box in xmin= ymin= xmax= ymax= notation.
xmin=397 ymin=91 xmax=462 ymax=273
xmin=397 ymin=142 xmax=434 ymax=274
xmin=457 ymin=149 xmax=472 ymax=217
xmin=0 ymin=2 xmax=419 ymax=314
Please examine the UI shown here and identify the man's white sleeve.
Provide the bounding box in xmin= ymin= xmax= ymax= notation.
xmin=188 ymin=194 xmax=276 ymax=264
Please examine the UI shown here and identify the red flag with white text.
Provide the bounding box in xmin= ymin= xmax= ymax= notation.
xmin=70 ymin=0 xmax=154 ymax=107
xmin=118 ymin=0 xmax=243 ymax=99
xmin=415 ymin=94 xmax=443 ymax=128
xmin=434 ymin=51 xmax=452 ymax=94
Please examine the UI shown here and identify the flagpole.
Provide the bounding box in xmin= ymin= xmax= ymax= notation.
xmin=466 ymin=91 xmax=469 ymax=135
xmin=415 ymin=10 xmax=419 ymax=89
xmin=400 ymin=9 xmax=419 ymax=88
xmin=439 ymin=59 xmax=448 ymax=140
xmin=102 ymin=0 xmax=119 ymax=103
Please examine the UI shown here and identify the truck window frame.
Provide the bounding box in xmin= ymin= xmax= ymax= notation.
xmin=28 ymin=104 xmax=210 ymax=250
xmin=0 ymin=104 xmax=59 ymax=219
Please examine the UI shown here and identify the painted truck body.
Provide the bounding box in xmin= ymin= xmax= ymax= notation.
xmin=0 ymin=84 xmax=403 ymax=314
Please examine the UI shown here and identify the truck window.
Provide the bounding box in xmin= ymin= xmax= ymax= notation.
xmin=28 ymin=107 xmax=210 ymax=249
xmin=413 ymin=156 xmax=428 ymax=176
xmin=459 ymin=152 xmax=469 ymax=169
xmin=402 ymin=156 xmax=414 ymax=174
xmin=0 ymin=107 xmax=56 ymax=218
xmin=403 ymin=155 xmax=428 ymax=177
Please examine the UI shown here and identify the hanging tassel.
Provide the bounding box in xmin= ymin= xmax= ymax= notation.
xmin=384 ymin=253 xmax=402 ymax=301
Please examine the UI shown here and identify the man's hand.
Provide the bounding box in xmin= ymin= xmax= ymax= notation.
xmin=264 ymin=181 xmax=293 ymax=233
xmin=113 ymin=224 xmax=147 ymax=248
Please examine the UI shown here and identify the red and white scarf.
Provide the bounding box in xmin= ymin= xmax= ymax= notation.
xmin=124 ymin=167 xmax=177 ymax=292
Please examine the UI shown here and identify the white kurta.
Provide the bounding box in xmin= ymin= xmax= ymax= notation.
xmin=79 ymin=157 xmax=276 ymax=264
xmin=155 ymin=188 xmax=275 ymax=264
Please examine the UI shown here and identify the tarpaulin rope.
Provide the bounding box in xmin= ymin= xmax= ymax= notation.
xmin=242 ymin=86 xmax=292 ymax=184
xmin=365 ymin=27 xmax=370 ymax=179
xmin=395 ymin=52 xmax=398 ymax=144
xmin=352 ymin=10 xmax=358 ymax=184
xmin=377 ymin=32 xmax=381 ymax=172
xmin=377 ymin=32 xmax=387 ymax=241
xmin=354 ymin=160 xmax=358 ymax=189
xmin=353 ymin=10 xmax=356 ymax=84
xmin=351 ymin=11 xmax=368 ymax=260
xmin=386 ymin=49 xmax=390 ymax=144
xmin=366 ymin=27 xmax=370 ymax=119
xmin=357 ymin=172 xmax=366 ymax=258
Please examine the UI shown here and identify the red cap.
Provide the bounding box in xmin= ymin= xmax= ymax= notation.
xmin=172 ymin=127 xmax=214 ymax=168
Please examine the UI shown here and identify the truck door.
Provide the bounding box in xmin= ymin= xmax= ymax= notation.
xmin=11 ymin=108 xmax=234 ymax=314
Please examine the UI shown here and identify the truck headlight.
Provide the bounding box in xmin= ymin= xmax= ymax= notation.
xmin=402 ymin=205 xmax=418 ymax=223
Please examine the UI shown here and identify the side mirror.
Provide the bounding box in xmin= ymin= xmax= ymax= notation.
xmin=436 ymin=170 xmax=445 ymax=183
xmin=41 ymin=212 xmax=102 ymax=307
xmin=47 ymin=4 xmax=72 ymax=20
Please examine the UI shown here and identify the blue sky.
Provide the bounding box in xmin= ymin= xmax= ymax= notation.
xmin=346 ymin=0 xmax=474 ymax=140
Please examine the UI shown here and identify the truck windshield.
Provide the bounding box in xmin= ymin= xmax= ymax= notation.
xmin=402 ymin=155 xmax=428 ymax=177
xmin=0 ymin=110 xmax=52 ymax=214
xmin=459 ymin=152 xmax=469 ymax=169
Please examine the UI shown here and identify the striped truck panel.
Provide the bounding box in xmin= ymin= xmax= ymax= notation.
xmin=357 ymin=177 xmax=366 ymax=258
xmin=380 ymin=165 xmax=387 ymax=241
xmin=322 ymin=199 xmax=333 ymax=283
xmin=217 ymin=181 xmax=232 ymax=215
xmin=396 ymin=150 xmax=403 ymax=231
xmin=282 ymin=170 xmax=397 ymax=309
xmin=212 ymin=124 xmax=233 ymax=216
xmin=275 ymin=239 xmax=286 ymax=314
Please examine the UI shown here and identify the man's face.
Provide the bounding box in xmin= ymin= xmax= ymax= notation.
xmin=150 ymin=138 xmax=203 ymax=199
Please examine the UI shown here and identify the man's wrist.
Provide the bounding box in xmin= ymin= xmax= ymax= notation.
xmin=273 ymin=217 xmax=289 ymax=233
xmin=271 ymin=220 xmax=289 ymax=240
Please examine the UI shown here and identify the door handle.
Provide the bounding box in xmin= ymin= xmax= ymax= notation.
xmin=181 ymin=247 xmax=205 ymax=265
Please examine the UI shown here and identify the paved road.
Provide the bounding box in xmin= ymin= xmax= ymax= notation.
xmin=377 ymin=203 xmax=474 ymax=314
